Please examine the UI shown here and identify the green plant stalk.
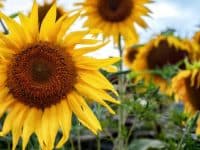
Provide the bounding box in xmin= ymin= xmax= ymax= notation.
xmin=117 ymin=34 xmax=125 ymax=150
xmin=77 ymin=123 xmax=82 ymax=150
xmin=97 ymin=134 xmax=101 ymax=150
xmin=177 ymin=111 xmax=200 ymax=150
xmin=70 ymin=137 xmax=75 ymax=150
xmin=96 ymin=104 xmax=101 ymax=150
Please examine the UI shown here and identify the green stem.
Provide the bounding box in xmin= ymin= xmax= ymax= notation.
xmin=177 ymin=112 xmax=200 ymax=150
xmin=70 ymin=137 xmax=75 ymax=150
xmin=117 ymin=34 xmax=125 ymax=150
xmin=97 ymin=134 xmax=101 ymax=150
xmin=77 ymin=124 xmax=82 ymax=150
xmin=96 ymin=104 xmax=101 ymax=150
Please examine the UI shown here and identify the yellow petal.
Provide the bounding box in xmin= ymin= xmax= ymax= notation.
xmin=57 ymin=12 xmax=80 ymax=42
xmin=40 ymin=4 xmax=56 ymax=41
xmin=78 ymin=70 xmax=118 ymax=96
xmin=12 ymin=105 xmax=27 ymax=150
xmin=0 ymin=102 xmax=21 ymax=136
xmin=67 ymin=91 xmax=101 ymax=134
xmin=75 ymin=57 xmax=120 ymax=70
xmin=29 ymin=0 xmax=39 ymax=37
xmin=0 ymin=96 xmax=14 ymax=118
xmin=48 ymin=105 xmax=59 ymax=149
xmin=73 ymin=41 xmax=108 ymax=56
xmin=22 ymin=108 xmax=42 ymax=150
xmin=0 ymin=13 xmax=27 ymax=48
xmin=56 ymin=100 xmax=72 ymax=148
xmin=48 ymin=14 xmax=68 ymax=43
xmin=63 ymin=30 xmax=89 ymax=46
xmin=75 ymin=82 xmax=116 ymax=114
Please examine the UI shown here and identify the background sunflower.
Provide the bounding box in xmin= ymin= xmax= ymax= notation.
xmin=77 ymin=0 xmax=152 ymax=46
xmin=172 ymin=69 xmax=200 ymax=134
xmin=132 ymin=35 xmax=192 ymax=93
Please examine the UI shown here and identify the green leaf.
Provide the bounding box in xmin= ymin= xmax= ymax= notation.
xmin=128 ymin=139 xmax=166 ymax=150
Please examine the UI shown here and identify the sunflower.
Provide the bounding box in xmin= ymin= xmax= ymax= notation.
xmin=172 ymin=69 xmax=200 ymax=134
xmin=191 ymin=31 xmax=200 ymax=61
xmin=77 ymin=0 xmax=152 ymax=46
xmin=124 ymin=45 xmax=139 ymax=68
xmin=0 ymin=1 xmax=120 ymax=150
xmin=193 ymin=31 xmax=200 ymax=44
xmin=38 ymin=0 xmax=66 ymax=26
xmin=132 ymin=35 xmax=191 ymax=92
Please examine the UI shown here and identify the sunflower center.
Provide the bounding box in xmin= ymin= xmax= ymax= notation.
xmin=7 ymin=42 xmax=77 ymax=109
xmin=185 ymin=77 xmax=200 ymax=110
xmin=147 ymin=40 xmax=188 ymax=70
xmin=97 ymin=0 xmax=133 ymax=22
xmin=126 ymin=48 xmax=138 ymax=64
xmin=31 ymin=58 xmax=53 ymax=82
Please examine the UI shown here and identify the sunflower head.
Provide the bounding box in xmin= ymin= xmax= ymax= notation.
xmin=132 ymin=35 xmax=191 ymax=93
xmin=78 ymin=0 xmax=152 ymax=46
xmin=172 ymin=69 xmax=200 ymax=134
xmin=0 ymin=1 xmax=119 ymax=150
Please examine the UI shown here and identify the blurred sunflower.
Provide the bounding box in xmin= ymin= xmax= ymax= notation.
xmin=0 ymin=1 xmax=120 ymax=150
xmin=77 ymin=0 xmax=152 ymax=46
xmin=38 ymin=0 xmax=66 ymax=25
xmin=124 ymin=45 xmax=139 ymax=68
xmin=132 ymin=35 xmax=191 ymax=92
xmin=193 ymin=31 xmax=200 ymax=44
xmin=172 ymin=69 xmax=200 ymax=134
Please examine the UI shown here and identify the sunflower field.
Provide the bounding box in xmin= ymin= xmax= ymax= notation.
xmin=0 ymin=0 xmax=200 ymax=150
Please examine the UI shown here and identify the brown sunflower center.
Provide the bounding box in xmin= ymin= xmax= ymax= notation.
xmin=126 ymin=48 xmax=138 ymax=64
xmin=38 ymin=3 xmax=63 ymax=26
xmin=7 ymin=42 xmax=77 ymax=109
xmin=97 ymin=0 xmax=133 ymax=22
xmin=185 ymin=77 xmax=200 ymax=110
xmin=147 ymin=40 xmax=189 ymax=70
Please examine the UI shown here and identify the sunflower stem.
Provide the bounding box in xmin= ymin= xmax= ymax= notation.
xmin=177 ymin=111 xmax=200 ymax=150
xmin=77 ymin=123 xmax=82 ymax=150
xmin=96 ymin=104 xmax=101 ymax=150
xmin=97 ymin=134 xmax=101 ymax=150
xmin=117 ymin=34 xmax=125 ymax=150
xmin=70 ymin=137 xmax=75 ymax=150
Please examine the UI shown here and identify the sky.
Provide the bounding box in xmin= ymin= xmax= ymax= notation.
xmin=1 ymin=0 xmax=200 ymax=57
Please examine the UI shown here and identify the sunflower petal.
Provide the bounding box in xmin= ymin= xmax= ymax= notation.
xmin=56 ymin=100 xmax=72 ymax=148
xmin=22 ymin=108 xmax=42 ymax=150
xmin=40 ymin=4 xmax=56 ymax=41
xmin=75 ymin=82 xmax=116 ymax=114
xmin=67 ymin=91 xmax=101 ymax=134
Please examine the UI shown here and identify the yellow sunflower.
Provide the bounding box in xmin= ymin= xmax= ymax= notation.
xmin=193 ymin=31 xmax=200 ymax=44
xmin=0 ymin=1 xmax=120 ymax=150
xmin=38 ymin=0 xmax=66 ymax=25
xmin=172 ymin=69 xmax=200 ymax=134
xmin=124 ymin=45 xmax=139 ymax=68
xmin=132 ymin=35 xmax=191 ymax=93
xmin=77 ymin=0 xmax=152 ymax=46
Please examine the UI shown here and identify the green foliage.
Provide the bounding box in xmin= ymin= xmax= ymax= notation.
xmin=128 ymin=139 xmax=166 ymax=150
